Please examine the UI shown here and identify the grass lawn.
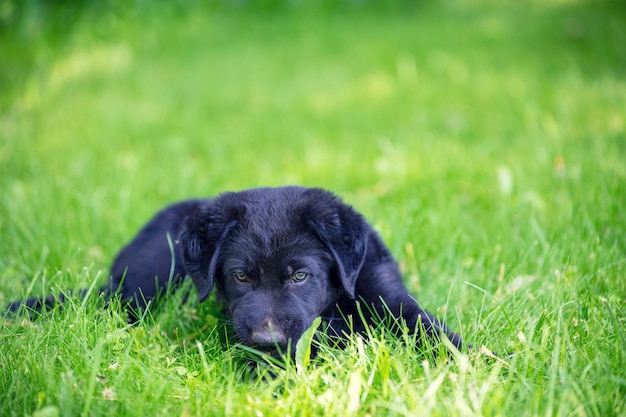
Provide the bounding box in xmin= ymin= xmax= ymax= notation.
xmin=1 ymin=0 xmax=625 ymax=416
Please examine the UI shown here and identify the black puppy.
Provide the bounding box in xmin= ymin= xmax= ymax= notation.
xmin=9 ymin=187 xmax=464 ymax=353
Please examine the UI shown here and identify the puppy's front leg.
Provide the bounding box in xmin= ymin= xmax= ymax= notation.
xmin=353 ymin=266 xmax=464 ymax=351
xmin=393 ymin=294 xmax=464 ymax=350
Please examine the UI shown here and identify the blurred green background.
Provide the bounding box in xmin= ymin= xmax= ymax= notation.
xmin=1 ymin=0 xmax=625 ymax=302
xmin=1 ymin=0 xmax=625 ymax=306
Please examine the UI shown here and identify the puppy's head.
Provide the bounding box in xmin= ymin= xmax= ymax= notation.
xmin=179 ymin=187 xmax=368 ymax=351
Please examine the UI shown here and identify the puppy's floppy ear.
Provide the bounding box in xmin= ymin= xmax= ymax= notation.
xmin=179 ymin=203 xmax=241 ymax=302
xmin=305 ymin=191 xmax=369 ymax=299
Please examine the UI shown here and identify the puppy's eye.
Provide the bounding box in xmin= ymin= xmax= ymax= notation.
xmin=291 ymin=271 xmax=308 ymax=283
xmin=233 ymin=272 xmax=250 ymax=283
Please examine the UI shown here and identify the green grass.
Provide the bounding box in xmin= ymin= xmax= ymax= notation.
xmin=1 ymin=0 xmax=625 ymax=416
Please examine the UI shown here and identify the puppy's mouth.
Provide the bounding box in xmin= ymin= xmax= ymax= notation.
xmin=241 ymin=342 xmax=294 ymax=363
xmin=255 ymin=347 xmax=284 ymax=359
xmin=244 ymin=334 xmax=296 ymax=359
xmin=252 ymin=340 xmax=293 ymax=357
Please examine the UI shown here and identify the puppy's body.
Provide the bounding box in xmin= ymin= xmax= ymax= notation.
xmin=9 ymin=187 xmax=464 ymax=352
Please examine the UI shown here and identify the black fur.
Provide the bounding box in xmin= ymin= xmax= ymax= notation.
xmin=7 ymin=186 xmax=464 ymax=352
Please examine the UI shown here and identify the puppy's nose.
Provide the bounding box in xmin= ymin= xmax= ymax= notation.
xmin=251 ymin=329 xmax=287 ymax=347
xmin=251 ymin=319 xmax=287 ymax=347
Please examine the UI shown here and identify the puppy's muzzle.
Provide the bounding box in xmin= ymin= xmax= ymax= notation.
xmin=250 ymin=318 xmax=287 ymax=348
